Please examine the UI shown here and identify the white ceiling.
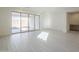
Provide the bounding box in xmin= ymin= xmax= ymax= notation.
xmin=29 ymin=7 xmax=79 ymax=13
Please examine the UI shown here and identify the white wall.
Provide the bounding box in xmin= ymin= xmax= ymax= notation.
xmin=40 ymin=12 xmax=52 ymax=29
xmin=50 ymin=12 xmax=67 ymax=32
xmin=38 ymin=11 xmax=67 ymax=32
xmin=0 ymin=8 xmax=11 ymax=36
xmin=39 ymin=11 xmax=67 ymax=32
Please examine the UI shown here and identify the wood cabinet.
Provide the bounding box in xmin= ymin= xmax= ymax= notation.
xmin=70 ymin=24 xmax=79 ymax=31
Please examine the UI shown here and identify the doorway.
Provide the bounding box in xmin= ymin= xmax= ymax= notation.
xmin=68 ymin=12 xmax=79 ymax=31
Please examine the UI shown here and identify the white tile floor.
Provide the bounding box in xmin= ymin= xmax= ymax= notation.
xmin=0 ymin=30 xmax=79 ymax=52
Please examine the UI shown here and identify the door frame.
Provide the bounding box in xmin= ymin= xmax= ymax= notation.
xmin=67 ymin=11 xmax=79 ymax=32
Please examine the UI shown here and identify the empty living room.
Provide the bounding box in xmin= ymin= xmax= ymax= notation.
xmin=0 ymin=7 xmax=79 ymax=52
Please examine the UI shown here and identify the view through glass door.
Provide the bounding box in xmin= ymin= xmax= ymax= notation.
xmin=21 ymin=13 xmax=28 ymax=32
xmin=29 ymin=14 xmax=34 ymax=31
xmin=35 ymin=15 xmax=40 ymax=30
xmin=11 ymin=12 xmax=40 ymax=34
xmin=12 ymin=12 xmax=20 ymax=33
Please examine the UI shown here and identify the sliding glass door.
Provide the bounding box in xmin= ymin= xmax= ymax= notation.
xmin=21 ymin=13 xmax=28 ymax=32
xmin=35 ymin=15 xmax=40 ymax=30
xmin=12 ymin=12 xmax=20 ymax=33
xmin=11 ymin=12 xmax=40 ymax=34
xmin=29 ymin=15 xmax=34 ymax=31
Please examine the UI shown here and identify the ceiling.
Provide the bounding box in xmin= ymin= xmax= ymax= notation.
xmin=28 ymin=7 xmax=79 ymax=13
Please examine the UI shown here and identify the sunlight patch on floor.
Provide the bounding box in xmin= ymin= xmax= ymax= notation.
xmin=37 ymin=32 xmax=49 ymax=41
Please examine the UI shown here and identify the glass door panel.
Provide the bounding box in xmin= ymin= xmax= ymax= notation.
xmin=29 ymin=15 xmax=34 ymax=31
xmin=12 ymin=12 xmax=40 ymax=34
xmin=21 ymin=13 xmax=28 ymax=32
xmin=35 ymin=15 xmax=40 ymax=30
xmin=12 ymin=12 xmax=20 ymax=33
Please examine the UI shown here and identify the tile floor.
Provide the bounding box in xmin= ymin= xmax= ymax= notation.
xmin=0 ymin=30 xmax=79 ymax=52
